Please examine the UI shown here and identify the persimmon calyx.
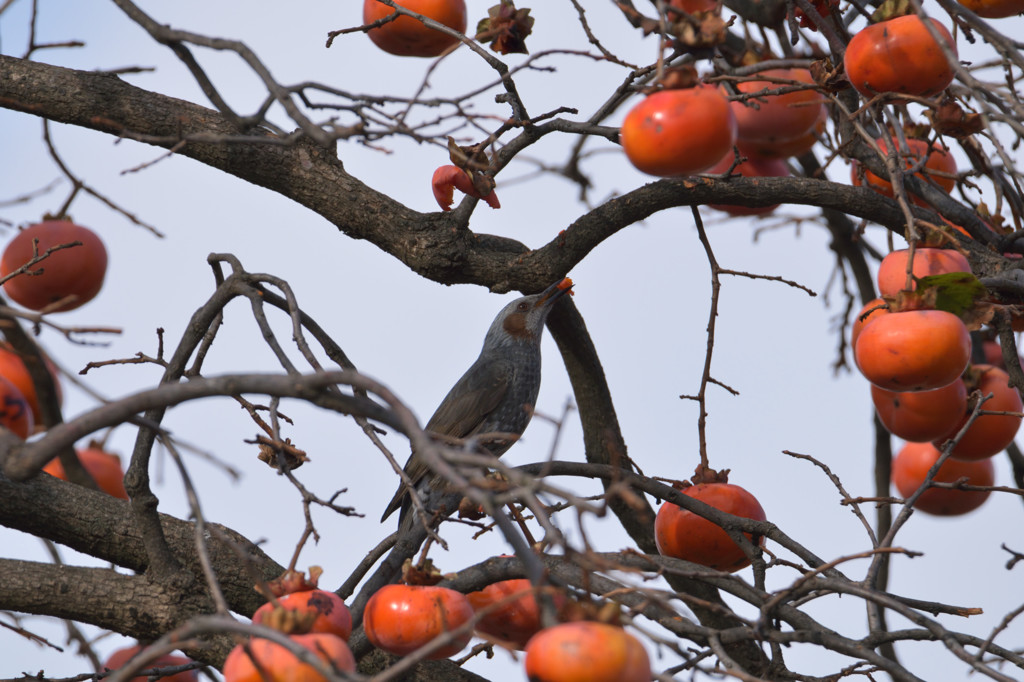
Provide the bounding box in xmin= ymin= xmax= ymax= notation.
xmin=260 ymin=566 xmax=323 ymax=599
xmin=401 ymin=557 xmax=447 ymax=585
xmin=691 ymin=463 xmax=731 ymax=485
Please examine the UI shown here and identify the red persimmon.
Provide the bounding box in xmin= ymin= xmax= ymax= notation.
xmin=103 ymin=645 xmax=198 ymax=682
xmin=844 ymin=16 xmax=957 ymax=98
xmin=363 ymin=584 xmax=474 ymax=658
xmin=854 ymin=310 xmax=970 ymax=392
xmin=467 ymin=578 xmax=566 ymax=649
xmin=0 ymin=342 xmax=62 ymax=425
xmin=668 ymin=0 xmax=718 ymax=13
xmin=431 ymin=165 xmax=500 ymax=211
xmin=524 ymin=621 xmax=651 ymax=682
xmin=0 ymin=219 xmax=108 ymax=312
xmin=875 ymin=247 xmax=971 ymax=297
xmin=620 ymin=85 xmax=737 ymax=177
xmin=937 ymin=364 xmax=1023 ymax=461
xmin=850 ymin=298 xmax=890 ymax=355
xmin=872 ymin=378 xmax=967 ymax=443
xmin=253 ymin=589 xmax=353 ymax=641
xmin=730 ymin=69 xmax=824 ymax=149
xmin=43 ymin=446 xmax=129 ymax=499
xmin=852 ymin=137 xmax=957 ymax=206
xmin=892 ymin=441 xmax=993 ymax=515
xmin=737 ymin=104 xmax=826 ymax=160
xmin=0 ymin=375 xmax=32 ymax=439
xmin=223 ymin=633 xmax=355 ymax=682
xmin=655 ymin=482 xmax=767 ymax=572
xmin=955 ymin=0 xmax=1024 ymax=19
xmin=705 ymin=152 xmax=790 ymax=216
xmin=363 ymin=0 xmax=467 ymax=57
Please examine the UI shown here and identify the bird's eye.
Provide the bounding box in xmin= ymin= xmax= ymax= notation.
xmin=517 ymin=302 xmax=529 ymax=312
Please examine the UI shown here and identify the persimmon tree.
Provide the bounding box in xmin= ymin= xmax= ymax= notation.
xmin=1 ymin=1 xmax=1024 ymax=681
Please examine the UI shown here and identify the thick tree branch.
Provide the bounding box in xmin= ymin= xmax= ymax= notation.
xmin=0 ymin=559 xmax=216 ymax=647
xmin=0 ymin=55 xmax=977 ymax=298
xmin=0 ymin=473 xmax=282 ymax=663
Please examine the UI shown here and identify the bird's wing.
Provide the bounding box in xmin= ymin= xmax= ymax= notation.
xmin=380 ymin=358 xmax=510 ymax=522
xmin=425 ymin=357 xmax=511 ymax=439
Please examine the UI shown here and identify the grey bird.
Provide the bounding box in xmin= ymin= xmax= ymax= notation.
xmin=381 ymin=277 xmax=573 ymax=528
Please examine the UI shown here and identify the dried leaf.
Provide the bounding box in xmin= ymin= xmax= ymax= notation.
xmin=447 ymin=136 xmax=471 ymax=168
xmin=668 ymin=11 xmax=730 ymax=50
xmin=402 ymin=558 xmax=445 ymax=586
xmin=476 ymin=0 xmax=534 ymax=55
xmin=902 ymin=122 xmax=932 ymax=140
xmin=809 ymin=58 xmax=847 ymax=92
xmin=870 ymin=0 xmax=913 ymax=22
xmin=960 ymin=300 xmax=997 ymax=331
xmin=660 ymin=64 xmax=700 ymax=90
xmin=927 ymin=98 xmax=985 ymax=138
xmin=447 ymin=136 xmax=492 ymax=172
xmin=257 ymin=437 xmax=306 ymax=471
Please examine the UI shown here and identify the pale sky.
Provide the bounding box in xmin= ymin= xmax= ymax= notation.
xmin=1 ymin=2 xmax=1022 ymax=681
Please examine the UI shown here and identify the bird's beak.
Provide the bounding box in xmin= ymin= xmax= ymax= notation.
xmin=535 ymin=277 xmax=574 ymax=307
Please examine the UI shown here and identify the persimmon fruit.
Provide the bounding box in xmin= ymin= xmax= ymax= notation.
xmin=854 ymin=310 xmax=970 ymax=392
xmin=982 ymin=339 xmax=1005 ymax=369
xmin=620 ymin=85 xmax=737 ymax=177
xmin=668 ymin=0 xmax=718 ymax=13
xmin=892 ymin=441 xmax=994 ymax=516
xmin=43 ymin=446 xmax=129 ymax=499
xmin=737 ymin=103 xmax=826 ymax=160
xmin=363 ymin=583 xmax=474 ymax=658
xmin=524 ymin=621 xmax=651 ymax=682
xmin=431 ymin=165 xmax=500 ymax=211
xmin=956 ymin=0 xmax=1024 ymax=18
xmin=253 ymin=589 xmax=353 ymax=641
xmin=844 ymin=16 xmax=957 ymax=98
xmin=103 ymin=645 xmax=198 ymax=682
xmin=850 ymin=298 xmax=889 ymax=355
xmin=363 ymin=0 xmax=466 ymax=57
xmin=852 ymin=137 xmax=957 ymax=206
xmin=467 ymin=578 xmax=566 ymax=649
xmin=0 ymin=219 xmax=108 ymax=312
xmin=0 ymin=375 xmax=32 ymax=439
xmin=872 ymin=379 xmax=967 ymax=443
xmin=876 ymin=247 xmax=971 ymax=297
xmin=655 ymin=482 xmax=767 ymax=572
xmin=729 ymin=69 xmax=824 ymax=150
xmin=937 ymin=364 xmax=1023 ymax=461
xmin=705 ymin=152 xmax=790 ymax=216
xmin=222 ymin=632 xmax=355 ymax=682
xmin=0 ymin=342 xmax=62 ymax=424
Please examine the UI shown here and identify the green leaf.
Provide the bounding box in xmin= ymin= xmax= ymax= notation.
xmin=915 ymin=271 xmax=987 ymax=317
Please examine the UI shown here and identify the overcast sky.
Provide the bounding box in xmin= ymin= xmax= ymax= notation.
xmin=2 ymin=2 xmax=1023 ymax=681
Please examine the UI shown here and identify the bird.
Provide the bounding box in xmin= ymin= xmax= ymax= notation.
xmin=381 ymin=277 xmax=574 ymax=530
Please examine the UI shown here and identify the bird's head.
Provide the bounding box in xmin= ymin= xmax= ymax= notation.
xmin=485 ymin=278 xmax=574 ymax=346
